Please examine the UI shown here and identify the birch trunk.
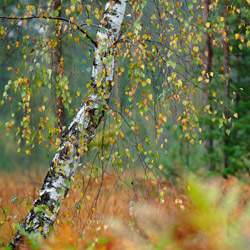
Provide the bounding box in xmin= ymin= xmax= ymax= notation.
xmin=11 ymin=0 xmax=127 ymax=248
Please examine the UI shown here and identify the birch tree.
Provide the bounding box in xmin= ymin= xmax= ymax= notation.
xmin=1 ymin=2 xmax=249 ymax=248
xmin=9 ymin=0 xmax=127 ymax=248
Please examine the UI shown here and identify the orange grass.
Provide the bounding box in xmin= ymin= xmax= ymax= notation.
xmin=1 ymin=170 xmax=250 ymax=249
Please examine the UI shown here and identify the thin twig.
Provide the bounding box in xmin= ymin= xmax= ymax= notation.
xmin=0 ymin=15 xmax=97 ymax=47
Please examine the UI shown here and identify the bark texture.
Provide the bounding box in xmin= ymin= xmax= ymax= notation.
xmin=11 ymin=0 xmax=127 ymax=248
xmin=202 ymin=0 xmax=214 ymax=170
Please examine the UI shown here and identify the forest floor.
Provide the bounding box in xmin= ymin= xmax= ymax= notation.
xmin=1 ymin=169 xmax=250 ymax=250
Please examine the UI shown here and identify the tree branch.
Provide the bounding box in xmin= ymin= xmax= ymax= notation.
xmin=0 ymin=15 xmax=98 ymax=47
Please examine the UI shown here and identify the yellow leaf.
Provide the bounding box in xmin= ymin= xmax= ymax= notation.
xmin=65 ymin=9 xmax=71 ymax=15
xmin=120 ymin=132 xmax=124 ymax=139
xmin=96 ymin=80 xmax=101 ymax=88
xmin=177 ymin=79 xmax=182 ymax=87
xmin=193 ymin=46 xmax=199 ymax=53
xmin=125 ymin=148 xmax=130 ymax=157
xmin=26 ymin=5 xmax=34 ymax=11
xmin=198 ymin=76 xmax=203 ymax=81
xmin=70 ymin=17 xmax=75 ymax=24
xmin=234 ymin=113 xmax=238 ymax=119
xmin=38 ymin=105 xmax=45 ymax=112
xmin=25 ymin=149 xmax=31 ymax=155
xmin=36 ymin=80 xmax=42 ymax=87
xmin=235 ymin=33 xmax=240 ymax=40
xmin=205 ymin=22 xmax=210 ymax=28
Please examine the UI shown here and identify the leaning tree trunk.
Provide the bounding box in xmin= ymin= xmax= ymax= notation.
xmin=11 ymin=0 xmax=127 ymax=248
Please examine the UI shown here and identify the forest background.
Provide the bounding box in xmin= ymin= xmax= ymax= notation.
xmin=0 ymin=0 xmax=250 ymax=249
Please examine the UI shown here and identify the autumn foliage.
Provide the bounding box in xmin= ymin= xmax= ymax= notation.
xmin=1 ymin=170 xmax=250 ymax=250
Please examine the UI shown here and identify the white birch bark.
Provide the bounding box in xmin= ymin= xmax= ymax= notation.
xmin=11 ymin=0 xmax=127 ymax=248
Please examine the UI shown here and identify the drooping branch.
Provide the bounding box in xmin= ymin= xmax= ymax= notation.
xmin=52 ymin=0 xmax=66 ymax=136
xmin=10 ymin=0 xmax=127 ymax=248
xmin=0 ymin=14 xmax=98 ymax=47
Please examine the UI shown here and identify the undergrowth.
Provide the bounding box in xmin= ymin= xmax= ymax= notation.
xmin=1 ymin=170 xmax=250 ymax=250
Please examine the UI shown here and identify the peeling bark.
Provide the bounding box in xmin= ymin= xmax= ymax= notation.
xmin=11 ymin=0 xmax=127 ymax=248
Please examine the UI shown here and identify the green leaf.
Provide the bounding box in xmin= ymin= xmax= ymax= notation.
xmin=47 ymin=69 xmax=52 ymax=79
xmin=103 ymin=57 xmax=108 ymax=64
xmin=86 ymin=19 xmax=92 ymax=26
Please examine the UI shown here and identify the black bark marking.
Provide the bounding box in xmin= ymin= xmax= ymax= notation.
xmin=10 ymin=0 xmax=126 ymax=248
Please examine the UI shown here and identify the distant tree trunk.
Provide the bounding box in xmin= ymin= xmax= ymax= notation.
xmin=10 ymin=0 xmax=127 ymax=248
xmin=185 ymin=139 xmax=190 ymax=169
xmin=236 ymin=54 xmax=240 ymax=107
xmin=114 ymin=48 xmax=120 ymax=118
xmin=53 ymin=0 xmax=66 ymax=137
xmin=202 ymin=0 xmax=214 ymax=170
xmin=223 ymin=0 xmax=230 ymax=170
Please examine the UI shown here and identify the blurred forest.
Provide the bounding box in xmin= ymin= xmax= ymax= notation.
xmin=0 ymin=0 xmax=250 ymax=249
